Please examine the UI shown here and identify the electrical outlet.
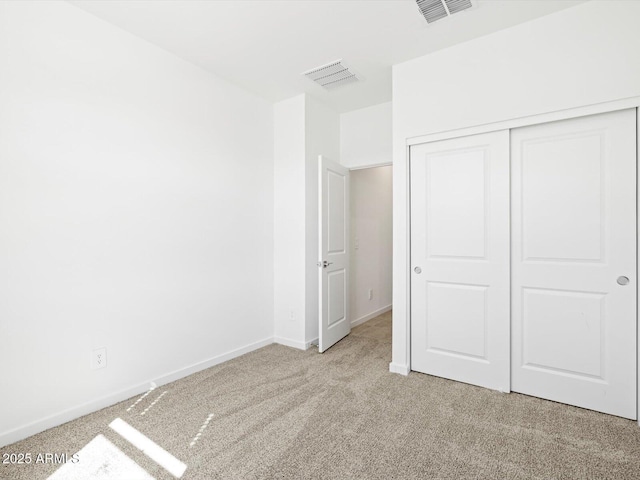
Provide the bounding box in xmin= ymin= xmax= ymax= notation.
xmin=91 ymin=348 xmax=107 ymax=370
xmin=368 ymin=289 xmax=373 ymax=300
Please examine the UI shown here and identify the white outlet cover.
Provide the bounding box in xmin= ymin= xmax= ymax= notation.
xmin=91 ymin=347 xmax=107 ymax=370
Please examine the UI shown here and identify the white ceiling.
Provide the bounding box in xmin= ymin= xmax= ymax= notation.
xmin=68 ymin=0 xmax=586 ymax=113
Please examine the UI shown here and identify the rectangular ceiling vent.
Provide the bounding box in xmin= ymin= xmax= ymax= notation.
xmin=303 ymin=60 xmax=359 ymax=90
xmin=416 ymin=0 xmax=472 ymax=23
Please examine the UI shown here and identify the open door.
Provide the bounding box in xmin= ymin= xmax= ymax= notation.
xmin=318 ymin=155 xmax=350 ymax=353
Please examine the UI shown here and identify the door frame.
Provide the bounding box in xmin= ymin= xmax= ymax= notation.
xmin=317 ymin=160 xmax=393 ymax=351
xmin=392 ymin=95 xmax=640 ymax=426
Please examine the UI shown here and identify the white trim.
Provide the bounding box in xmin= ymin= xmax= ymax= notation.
xmin=405 ymin=143 xmax=412 ymax=372
xmin=389 ymin=144 xmax=412 ymax=376
xmin=274 ymin=336 xmax=315 ymax=351
xmin=637 ymin=107 xmax=640 ymax=427
xmin=0 ymin=336 xmax=273 ymax=448
xmin=351 ymin=304 xmax=392 ymax=328
xmin=0 ymin=383 xmax=151 ymax=449
xmin=348 ymin=161 xmax=392 ymax=171
xmin=389 ymin=362 xmax=410 ymax=376
xmin=407 ymin=96 xmax=640 ymax=147
xmin=152 ymin=337 xmax=273 ymax=387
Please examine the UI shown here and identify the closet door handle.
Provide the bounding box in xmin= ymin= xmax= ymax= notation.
xmin=617 ymin=276 xmax=630 ymax=286
xmin=414 ymin=266 xmax=422 ymax=274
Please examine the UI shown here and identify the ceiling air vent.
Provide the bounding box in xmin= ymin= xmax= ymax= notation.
xmin=416 ymin=0 xmax=472 ymax=23
xmin=303 ymin=60 xmax=358 ymax=90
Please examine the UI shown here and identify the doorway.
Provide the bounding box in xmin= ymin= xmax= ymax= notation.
xmin=318 ymin=162 xmax=393 ymax=352
xmin=350 ymin=165 xmax=393 ymax=329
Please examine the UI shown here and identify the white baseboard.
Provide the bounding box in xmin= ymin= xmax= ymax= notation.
xmin=389 ymin=362 xmax=410 ymax=376
xmin=153 ymin=337 xmax=273 ymax=387
xmin=0 ymin=336 xmax=273 ymax=448
xmin=274 ymin=336 xmax=316 ymax=351
xmin=0 ymin=382 xmax=151 ymax=449
xmin=351 ymin=304 xmax=392 ymax=328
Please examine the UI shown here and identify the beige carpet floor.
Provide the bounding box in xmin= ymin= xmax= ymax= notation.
xmin=2 ymin=311 xmax=640 ymax=480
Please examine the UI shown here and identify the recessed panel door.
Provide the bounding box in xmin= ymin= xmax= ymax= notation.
xmin=511 ymin=109 xmax=637 ymax=419
xmin=410 ymin=130 xmax=510 ymax=391
xmin=319 ymin=155 xmax=350 ymax=353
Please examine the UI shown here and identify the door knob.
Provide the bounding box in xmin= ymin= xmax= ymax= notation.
xmin=617 ymin=276 xmax=630 ymax=286
xmin=414 ymin=266 xmax=422 ymax=274
xmin=317 ymin=260 xmax=333 ymax=268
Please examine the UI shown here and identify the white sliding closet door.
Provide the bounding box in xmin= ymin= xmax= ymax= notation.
xmin=511 ymin=109 xmax=637 ymax=419
xmin=410 ymin=131 xmax=510 ymax=392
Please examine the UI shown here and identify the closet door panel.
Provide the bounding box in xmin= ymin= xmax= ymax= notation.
xmin=410 ymin=130 xmax=510 ymax=392
xmin=511 ymin=109 xmax=637 ymax=419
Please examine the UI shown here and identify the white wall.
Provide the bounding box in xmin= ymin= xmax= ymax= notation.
xmin=391 ymin=0 xmax=640 ymax=374
xmin=340 ymin=102 xmax=392 ymax=169
xmin=274 ymin=95 xmax=307 ymax=347
xmin=305 ymin=96 xmax=340 ymax=343
xmin=341 ymin=103 xmax=393 ymax=328
xmin=272 ymin=94 xmax=340 ymax=348
xmin=0 ymin=0 xmax=274 ymax=446
xmin=350 ymin=166 xmax=393 ymax=326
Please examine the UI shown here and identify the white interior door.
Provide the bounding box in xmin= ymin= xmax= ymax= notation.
xmin=511 ymin=109 xmax=637 ymax=419
xmin=410 ymin=131 xmax=510 ymax=391
xmin=319 ymin=155 xmax=350 ymax=353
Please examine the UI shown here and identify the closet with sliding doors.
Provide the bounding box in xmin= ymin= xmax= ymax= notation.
xmin=410 ymin=108 xmax=637 ymax=419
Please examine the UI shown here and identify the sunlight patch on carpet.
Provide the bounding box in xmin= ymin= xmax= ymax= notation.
xmin=109 ymin=418 xmax=186 ymax=478
xmin=47 ymin=434 xmax=154 ymax=480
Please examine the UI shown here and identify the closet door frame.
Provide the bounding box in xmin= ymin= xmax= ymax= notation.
xmin=398 ymin=97 xmax=640 ymax=426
